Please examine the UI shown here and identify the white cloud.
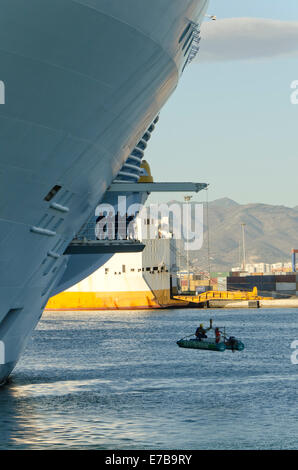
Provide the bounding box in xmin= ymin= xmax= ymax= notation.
xmin=198 ymin=17 xmax=298 ymax=62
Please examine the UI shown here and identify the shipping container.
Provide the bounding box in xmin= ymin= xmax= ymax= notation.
xmin=211 ymin=272 xmax=229 ymax=278
xmin=227 ymin=277 xmax=248 ymax=284
xmin=276 ymin=282 xmax=296 ymax=291
xmin=275 ymin=275 xmax=296 ymax=283
xmin=195 ymin=280 xmax=210 ymax=286
xmin=195 ymin=286 xmax=209 ymax=294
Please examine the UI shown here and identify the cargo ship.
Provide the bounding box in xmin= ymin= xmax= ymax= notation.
xmin=47 ymin=215 xmax=189 ymax=310
xmin=0 ymin=0 xmax=209 ymax=383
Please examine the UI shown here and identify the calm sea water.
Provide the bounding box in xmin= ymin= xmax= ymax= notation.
xmin=0 ymin=308 xmax=297 ymax=450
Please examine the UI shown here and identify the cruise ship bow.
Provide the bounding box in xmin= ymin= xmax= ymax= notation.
xmin=0 ymin=0 xmax=209 ymax=383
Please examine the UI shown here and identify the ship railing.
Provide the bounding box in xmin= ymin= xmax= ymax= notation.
xmin=74 ymin=220 xmax=138 ymax=242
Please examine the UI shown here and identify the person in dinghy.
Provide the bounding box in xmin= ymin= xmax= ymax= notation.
xmin=195 ymin=324 xmax=207 ymax=341
xmin=195 ymin=321 xmax=213 ymax=341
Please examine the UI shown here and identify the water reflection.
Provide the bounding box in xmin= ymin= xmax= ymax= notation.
xmin=0 ymin=309 xmax=297 ymax=449
xmin=0 ymin=379 xmax=39 ymax=449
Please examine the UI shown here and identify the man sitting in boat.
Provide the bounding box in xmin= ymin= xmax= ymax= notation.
xmin=195 ymin=324 xmax=208 ymax=341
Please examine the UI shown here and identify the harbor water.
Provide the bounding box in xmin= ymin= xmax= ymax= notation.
xmin=0 ymin=308 xmax=297 ymax=450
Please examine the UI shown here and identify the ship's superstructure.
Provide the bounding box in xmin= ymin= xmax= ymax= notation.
xmin=0 ymin=0 xmax=209 ymax=383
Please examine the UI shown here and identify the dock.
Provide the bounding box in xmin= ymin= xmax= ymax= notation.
xmin=173 ymin=287 xmax=273 ymax=309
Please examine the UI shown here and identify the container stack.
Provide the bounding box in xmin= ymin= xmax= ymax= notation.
xmin=227 ymin=273 xmax=298 ymax=297
xmin=275 ymin=274 xmax=298 ymax=297
xmin=179 ymin=274 xmax=212 ymax=293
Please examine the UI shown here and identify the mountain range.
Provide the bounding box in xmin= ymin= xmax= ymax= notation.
xmin=175 ymin=198 xmax=298 ymax=273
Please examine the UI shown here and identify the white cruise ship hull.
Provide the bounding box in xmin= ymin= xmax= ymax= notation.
xmin=0 ymin=0 xmax=209 ymax=383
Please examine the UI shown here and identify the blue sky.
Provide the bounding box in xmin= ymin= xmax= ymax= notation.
xmin=146 ymin=0 xmax=298 ymax=207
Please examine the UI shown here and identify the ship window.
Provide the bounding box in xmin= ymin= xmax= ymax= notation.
xmin=131 ymin=268 xmax=135 ymax=272
xmin=131 ymin=149 xmax=143 ymax=158
xmin=137 ymin=141 xmax=146 ymax=151
xmin=146 ymin=267 xmax=150 ymax=272
xmin=142 ymin=132 xmax=151 ymax=142
xmin=122 ymin=265 xmax=126 ymax=273
xmin=153 ymin=267 xmax=158 ymax=271
xmin=44 ymin=185 xmax=62 ymax=202
xmin=105 ymin=268 xmax=109 ymax=275
xmin=179 ymin=23 xmax=191 ymax=43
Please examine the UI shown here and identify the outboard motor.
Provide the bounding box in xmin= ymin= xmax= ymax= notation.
xmin=228 ymin=336 xmax=237 ymax=351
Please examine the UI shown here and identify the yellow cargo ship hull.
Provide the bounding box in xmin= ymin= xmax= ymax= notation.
xmin=46 ymin=289 xmax=188 ymax=310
